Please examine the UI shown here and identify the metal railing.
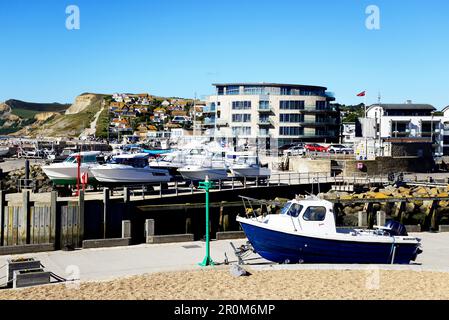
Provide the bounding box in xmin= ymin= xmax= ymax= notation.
xmin=116 ymin=171 xmax=389 ymax=201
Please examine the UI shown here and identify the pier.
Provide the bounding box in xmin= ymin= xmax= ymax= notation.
xmin=0 ymin=171 xmax=391 ymax=255
xmin=2 ymin=168 xmax=449 ymax=256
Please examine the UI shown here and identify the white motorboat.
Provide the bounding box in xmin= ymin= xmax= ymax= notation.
xmin=229 ymin=155 xmax=271 ymax=179
xmin=237 ymin=196 xmax=422 ymax=264
xmin=42 ymin=151 xmax=101 ymax=185
xmin=148 ymin=142 xmax=217 ymax=176
xmin=177 ymin=153 xmax=228 ymax=181
xmin=91 ymin=153 xmax=171 ymax=184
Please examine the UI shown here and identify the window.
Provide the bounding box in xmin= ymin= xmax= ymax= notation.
xmin=280 ymin=101 xmax=305 ymax=110
xmin=281 ymin=202 xmax=303 ymax=217
xmin=226 ymin=86 xmax=240 ymax=95
xmin=243 ymin=86 xmax=265 ymax=95
xmin=232 ymin=101 xmax=252 ymax=110
xmin=259 ymin=101 xmax=270 ymax=109
xmin=287 ymin=203 xmax=303 ymax=217
xmin=232 ymin=114 xmax=251 ymax=122
xmin=316 ymin=101 xmax=327 ymax=110
xmin=280 ymin=114 xmax=304 ymax=123
xmin=279 ymin=127 xmax=304 ymax=136
xmin=232 ymin=127 xmax=252 ymax=136
xmin=303 ymin=206 xmax=327 ymax=221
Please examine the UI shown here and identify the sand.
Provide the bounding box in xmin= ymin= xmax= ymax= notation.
xmin=1 ymin=267 xmax=449 ymax=300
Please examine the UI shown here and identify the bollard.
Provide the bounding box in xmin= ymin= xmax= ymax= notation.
xmin=122 ymin=220 xmax=131 ymax=238
xmin=145 ymin=219 xmax=155 ymax=242
xmin=24 ymin=159 xmax=30 ymax=189
xmin=103 ymin=188 xmax=110 ymax=239
xmin=376 ymin=211 xmax=386 ymax=227
xmin=358 ymin=211 xmax=367 ymax=227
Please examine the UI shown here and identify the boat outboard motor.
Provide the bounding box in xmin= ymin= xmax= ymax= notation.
xmin=384 ymin=220 xmax=408 ymax=236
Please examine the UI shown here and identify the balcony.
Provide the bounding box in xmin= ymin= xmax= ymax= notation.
xmin=203 ymin=105 xmax=216 ymax=113
xmin=301 ymin=119 xmax=338 ymax=126
xmin=278 ymin=131 xmax=336 ymax=138
xmin=258 ymin=118 xmax=274 ymax=126
xmin=203 ymin=118 xmax=228 ymax=127
xmin=257 ymin=132 xmax=272 ymax=138
xmin=203 ymin=118 xmax=215 ymax=126
xmin=302 ymin=105 xmax=339 ymax=113
xmin=216 ymin=119 xmax=229 ymax=127
xmin=258 ymin=106 xmax=274 ymax=113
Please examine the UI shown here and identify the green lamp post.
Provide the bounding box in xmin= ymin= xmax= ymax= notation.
xmin=198 ymin=175 xmax=215 ymax=267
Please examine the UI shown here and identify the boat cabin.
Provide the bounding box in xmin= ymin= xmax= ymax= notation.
xmin=64 ymin=152 xmax=101 ymax=164
xmin=267 ymin=198 xmax=336 ymax=234
xmin=110 ymin=153 xmax=150 ymax=168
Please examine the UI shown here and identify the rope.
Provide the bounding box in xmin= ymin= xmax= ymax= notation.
xmin=389 ymin=236 xmax=396 ymax=264
xmin=40 ymin=263 xmax=68 ymax=283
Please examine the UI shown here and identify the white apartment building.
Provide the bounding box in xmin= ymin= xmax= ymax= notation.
xmin=204 ymin=83 xmax=339 ymax=147
xmin=365 ymin=102 xmax=449 ymax=157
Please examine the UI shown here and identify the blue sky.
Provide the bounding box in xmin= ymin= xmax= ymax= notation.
xmin=0 ymin=0 xmax=448 ymax=108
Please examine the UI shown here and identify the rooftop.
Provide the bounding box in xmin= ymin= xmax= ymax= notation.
xmin=369 ymin=103 xmax=436 ymax=111
xmin=212 ymin=82 xmax=328 ymax=90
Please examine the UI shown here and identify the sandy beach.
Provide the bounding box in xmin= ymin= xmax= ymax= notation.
xmin=1 ymin=267 xmax=449 ymax=300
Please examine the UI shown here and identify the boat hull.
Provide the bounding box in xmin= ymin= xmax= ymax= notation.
xmin=42 ymin=165 xmax=98 ymax=186
xmin=239 ymin=219 xmax=421 ymax=264
xmin=231 ymin=166 xmax=271 ymax=178
xmin=178 ymin=167 xmax=228 ymax=181
xmin=91 ymin=166 xmax=171 ymax=184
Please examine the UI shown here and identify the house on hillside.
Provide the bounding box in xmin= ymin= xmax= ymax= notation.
xmin=161 ymin=100 xmax=170 ymax=107
xmin=153 ymin=107 xmax=167 ymax=123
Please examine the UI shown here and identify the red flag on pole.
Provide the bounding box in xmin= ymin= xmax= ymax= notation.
xmin=357 ymin=91 xmax=366 ymax=97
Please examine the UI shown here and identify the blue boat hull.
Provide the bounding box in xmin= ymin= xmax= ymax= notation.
xmin=239 ymin=221 xmax=421 ymax=264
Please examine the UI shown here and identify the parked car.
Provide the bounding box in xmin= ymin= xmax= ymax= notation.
xmin=304 ymin=143 xmax=327 ymax=152
xmin=327 ymin=144 xmax=354 ymax=154
xmin=283 ymin=145 xmax=305 ymax=156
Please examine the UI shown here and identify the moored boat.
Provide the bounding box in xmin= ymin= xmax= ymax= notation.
xmin=91 ymin=153 xmax=171 ymax=185
xmin=42 ymin=151 xmax=101 ymax=185
xmin=237 ymin=196 xmax=422 ymax=264
xmin=229 ymin=155 xmax=271 ymax=179
xmin=177 ymin=152 xmax=228 ymax=182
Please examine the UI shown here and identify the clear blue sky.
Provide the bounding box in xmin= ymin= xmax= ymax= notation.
xmin=1 ymin=0 xmax=448 ymax=109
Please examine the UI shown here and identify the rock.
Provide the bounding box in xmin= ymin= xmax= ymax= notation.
xmin=378 ymin=189 xmax=393 ymax=196
xmin=439 ymin=201 xmax=449 ymax=207
xmin=405 ymin=203 xmax=415 ymax=213
xmin=414 ymin=187 xmax=429 ymax=195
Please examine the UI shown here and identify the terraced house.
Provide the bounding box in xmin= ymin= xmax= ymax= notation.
xmin=204 ymin=83 xmax=339 ymax=146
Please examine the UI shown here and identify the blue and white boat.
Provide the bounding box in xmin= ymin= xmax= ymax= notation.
xmin=237 ymin=196 xmax=422 ymax=264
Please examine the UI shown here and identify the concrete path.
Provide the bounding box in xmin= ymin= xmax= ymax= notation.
xmin=1 ymin=232 xmax=448 ymax=283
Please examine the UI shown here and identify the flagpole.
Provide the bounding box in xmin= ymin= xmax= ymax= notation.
xmin=364 ymin=90 xmax=368 ymax=160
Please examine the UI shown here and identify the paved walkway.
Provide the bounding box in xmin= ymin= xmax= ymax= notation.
xmin=1 ymin=232 xmax=448 ymax=283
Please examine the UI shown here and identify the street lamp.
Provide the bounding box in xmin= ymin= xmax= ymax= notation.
xmin=198 ymin=175 xmax=215 ymax=267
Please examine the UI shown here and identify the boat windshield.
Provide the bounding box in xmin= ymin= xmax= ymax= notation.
xmin=236 ymin=156 xmax=258 ymax=166
xmin=64 ymin=155 xmax=98 ymax=164
xmin=110 ymin=157 xmax=148 ymax=168
xmin=280 ymin=202 xmax=303 ymax=218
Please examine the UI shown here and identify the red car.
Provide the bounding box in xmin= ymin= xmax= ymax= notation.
xmin=304 ymin=143 xmax=327 ymax=152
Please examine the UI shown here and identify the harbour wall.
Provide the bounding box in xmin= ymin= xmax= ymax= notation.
xmin=0 ymin=183 xmax=333 ymax=254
